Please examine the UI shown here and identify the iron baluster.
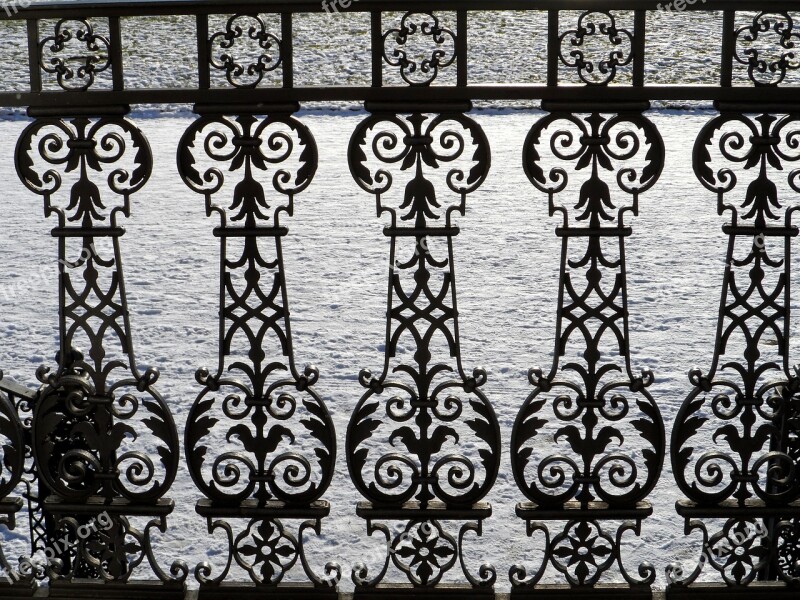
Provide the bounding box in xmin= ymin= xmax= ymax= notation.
xmin=178 ymin=108 xmax=338 ymax=596
xmin=512 ymin=107 xmax=666 ymax=592
xmin=670 ymin=111 xmax=800 ymax=591
xmin=14 ymin=110 xmax=185 ymax=595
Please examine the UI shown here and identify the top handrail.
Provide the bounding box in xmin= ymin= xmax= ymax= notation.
xmin=8 ymin=0 xmax=800 ymax=18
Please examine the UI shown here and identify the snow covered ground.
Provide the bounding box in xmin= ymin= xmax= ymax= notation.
xmin=0 ymin=108 xmax=795 ymax=590
xmin=0 ymin=5 xmax=798 ymax=591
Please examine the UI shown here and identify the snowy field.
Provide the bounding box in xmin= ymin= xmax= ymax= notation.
xmin=0 ymin=5 xmax=798 ymax=592
xmin=1 ymin=109 xmax=795 ymax=590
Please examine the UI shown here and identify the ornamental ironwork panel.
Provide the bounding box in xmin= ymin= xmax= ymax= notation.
xmin=344 ymin=107 xmax=497 ymax=593
xmin=511 ymin=109 xmax=666 ymax=592
xmin=669 ymin=111 xmax=800 ymax=591
xmin=178 ymin=109 xmax=338 ymax=596
xmin=14 ymin=114 xmax=185 ymax=594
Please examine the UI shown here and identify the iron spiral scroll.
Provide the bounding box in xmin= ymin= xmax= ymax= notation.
xmin=669 ymin=112 xmax=800 ymax=590
xmin=511 ymin=109 xmax=666 ymax=592
xmin=178 ymin=110 xmax=338 ymax=595
xmin=0 ymin=376 xmax=28 ymax=590
xmin=344 ymin=108 xmax=499 ymax=593
xmin=13 ymin=114 xmax=185 ymax=592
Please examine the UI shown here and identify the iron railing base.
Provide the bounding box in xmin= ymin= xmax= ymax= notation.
xmin=665 ymin=583 xmax=800 ymax=599
xmin=197 ymin=583 xmax=336 ymax=600
xmin=47 ymin=580 xmax=186 ymax=600
xmin=353 ymin=584 xmax=494 ymax=599
xmin=511 ymin=584 xmax=653 ymax=599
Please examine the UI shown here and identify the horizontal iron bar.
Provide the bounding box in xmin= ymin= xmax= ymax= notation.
xmin=722 ymin=225 xmax=800 ymax=237
xmin=357 ymin=500 xmax=492 ymax=519
xmin=384 ymin=227 xmax=460 ymax=237
xmin=52 ymin=227 xmax=126 ymax=237
xmin=0 ymin=376 xmax=36 ymax=401
xmin=12 ymin=0 xmax=800 ymax=20
xmin=29 ymin=105 xmax=130 ymax=118
xmin=516 ymin=500 xmax=653 ymax=520
xmin=194 ymin=102 xmax=300 ymax=115
xmin=556 ymin=227 xmax=633 ymax=237
xmin=44 ymin=497 xmax=175 ymax=516
xmin=195 ymin=498 xmax=331 ymax=518
xmin=0 ymin=498 xmax=23 ymax=514
xmin=213 ymin=226 xmax=289 ymax=237
xmin=676 ymin=497 xmax=800 ymax=518
xmin=4 ymin=86 xmax=800 ymax=110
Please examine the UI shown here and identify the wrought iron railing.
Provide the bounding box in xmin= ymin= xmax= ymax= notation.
xmin=0 ymin=0 xmax=797 ymax=598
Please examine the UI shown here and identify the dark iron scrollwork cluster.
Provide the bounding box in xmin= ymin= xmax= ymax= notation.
xmin=14 ymin=116 xmax=183 ymax=586
xmin=513 ymin=112 xmax=665 ymax=509
xmin=209 ymin=14 xmax=282 ymax=88
xmin=346 ymin=110 xmax=497 ymax=590
xmin=0 ymin=381 xmax=26 ymax=586
xmin=559 ymin=12 xmax=633 ymax=86
xmin=347 ymin=112 xmax=497 ymax=508
xmin=178 ymin=112 xmax=337 ymax=591
xmin=39 ymin=19 xmax=111 ymax=91
xmin=383 ymin=12 xmax=457 ymax=86
xmin=0 ymin=386 xmax=24 ymax=500
xmin=511 ymin=517 xmax=655 ymax=588
xmin=735 ymin=12 xmax=800 ymax=87
xmin=512 ymin=110 xmax=665 ymax=590
xmin=672 ymin=113 xmax=800 ymax=507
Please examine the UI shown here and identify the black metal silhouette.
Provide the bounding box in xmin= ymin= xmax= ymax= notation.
xmin=345 ymin=106 xmax=498 ymax=593
xmin=14 ymin=114 xmax=185 ymax=594
xmin=0 ymin=2 xmax=797 ymax=599
xmin=178 ymin=109 xmax=338 ymax=596
xmin=0 ymin=376 xmax=29 ymax=592
xmin=669 ymin=112 xmax=800 ymax=590
xmin=511 ymin=109 xmax=666 ymax=591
